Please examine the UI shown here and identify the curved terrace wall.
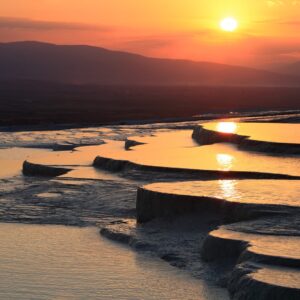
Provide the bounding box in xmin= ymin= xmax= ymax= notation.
xmin=192 ymin=125 xmax=300 ymax=155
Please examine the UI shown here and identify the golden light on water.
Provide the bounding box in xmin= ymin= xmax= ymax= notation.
xmin=220 ymin=17 xmax=238 ymax=32
xmin=216 ymin=122 xmax=238 ymax=134
xmin=216 ymin=153 xmax=234 ymax=171
xmin=218 ymin=180 xmax=239 ymax=200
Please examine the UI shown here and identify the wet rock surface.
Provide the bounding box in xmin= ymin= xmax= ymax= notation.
xmin=136 ymin=180 xmax=300 ymax=223
xmin=1 ymin=112 xmax=300 ymax=299
xmin=193 ymin=123 xmax=300 ymax=155
xmin=228 ymin=263 xmax=300 ymax=300
xmin=135 ymin=179 xmax=300 ymax=298
xmin=0 ymin=176 xmax=137 ymax=226
xmin=22 ymin=161 xmax=72 ymax=177
xmin=94 ymin=155 xmax=300 ymax=180
xmin=125 ymin=138 xmax=146 ymax=150
xmin=100 ymin=216 xmax=231 ymax=282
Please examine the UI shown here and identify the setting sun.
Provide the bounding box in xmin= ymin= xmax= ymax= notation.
xmin=217 ymin=122 xmax=238 ymax=134
xmin=220 ymin=17 xmax=238 ymax=32
xmin=0 ymin=1 xmax=299 ymax=299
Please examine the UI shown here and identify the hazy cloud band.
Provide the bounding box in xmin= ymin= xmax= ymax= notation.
xmin=0 ymin=17 xmax=110 ymax=31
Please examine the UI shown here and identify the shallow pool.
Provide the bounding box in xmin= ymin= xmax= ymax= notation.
xmin=0 ymin=223 xmax=228 ymax=300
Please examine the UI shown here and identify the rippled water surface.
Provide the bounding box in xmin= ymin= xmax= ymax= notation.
xmin=0 ymin=223 xmax=227 ymax=300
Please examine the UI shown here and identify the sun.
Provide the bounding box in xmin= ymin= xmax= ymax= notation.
xmin=220 ymin=17 xmax=238 ymax=32
xmin=216 ymin=122 xmax=238 ymax=134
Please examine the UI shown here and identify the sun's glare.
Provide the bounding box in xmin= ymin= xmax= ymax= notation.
xmin=216 ymin=154 xmax=234 ymax=171
xmin=217 ymin=122 xmax=238 ymax=134
xmin=220 ymin=17 xmax=238 ymax=32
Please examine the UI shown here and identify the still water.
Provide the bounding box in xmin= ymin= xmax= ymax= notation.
xmin=95 ymin=131 xmax=300 ymax=176
xmin=145 ymin=180 xmax=300 ymax=206
xmin=0 ymin=223 xmax=228 ymax=300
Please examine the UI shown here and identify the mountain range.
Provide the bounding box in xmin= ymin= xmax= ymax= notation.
xmin=0 ymin=41 xmax=299 ymax=86
xmin=275 ymin=61 xmax=300 ymax=77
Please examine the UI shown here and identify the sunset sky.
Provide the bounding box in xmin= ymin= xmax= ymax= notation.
xmin=1 ymin=0 xmax=300 ymax=67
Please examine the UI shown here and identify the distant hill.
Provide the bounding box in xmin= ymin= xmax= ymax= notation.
xmin=0 ymin=41 xmax=298 ymax=86
xmin=275 ymin=61 xmax=300 ymax=77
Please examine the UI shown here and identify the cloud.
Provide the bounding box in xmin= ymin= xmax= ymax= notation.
xmin=278 ymin=20 xmax=300 ymax=25
xmin=245 ymin=36 xmax=300 ymax=66
xmin=266 ymin=0 xmax=300 ymax=6
xmin=0 ymin=17 xmax=111 ymax=31
xmin=267 ymin=1 xmax=284 ymax=7
xmin=116 ymin=30 xmax=216 ymax=54
xmin=256 ymin=42 xmax=300 ymax=56
xmin=120 ymin=38 xmax=173 ymax=52
xmin=255 ymin=18 xmax=300 ymax=26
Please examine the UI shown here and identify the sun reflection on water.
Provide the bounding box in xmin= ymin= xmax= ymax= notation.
xmin=216 ymin=122 xmax=238 ymax=134
xmin=216 ymin=153 xmax=234 ymax=171
xmin=218 ymin=180 xmax=240 ymax=200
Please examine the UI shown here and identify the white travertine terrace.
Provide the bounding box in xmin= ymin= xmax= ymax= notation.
xmin=144 ymin=180 xmax=300 ymax=207
xmin=93 ymin=131 xmax=300 ymax=177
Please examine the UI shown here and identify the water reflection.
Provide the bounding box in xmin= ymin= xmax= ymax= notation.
xmin=216 ymin=153 xmax=234 ymax=171
xmin=205 ymin=122 xmax=300 ymax=144
xmin=216 ymin=122 xmax=237 ymax=134
xmin=94 ymin=131 xmax=299 ymax=176
xmin=148 ymin=180 xmax=300 ymax=206
xmin=218 ymin=180 xmax=239 ymax=200
xmin=0 ymin=224 xmax=226 ymax=300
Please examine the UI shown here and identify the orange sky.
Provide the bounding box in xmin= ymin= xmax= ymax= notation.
xmin=1 ymin=0 xmax=300 ymax=67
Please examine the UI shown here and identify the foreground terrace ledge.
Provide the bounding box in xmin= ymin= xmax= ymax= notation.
xmin=229 ymin=263 xmax=300 ymax=300
xmin=192 ymin=122 xmax=300 ymax=155
xmin=201 ymin=226 xmax=300 ymax=300
xmin=136 ymin=180 xmax=300 ymax=223
xmin=136 ymin=178 xmax=300 ymax=298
